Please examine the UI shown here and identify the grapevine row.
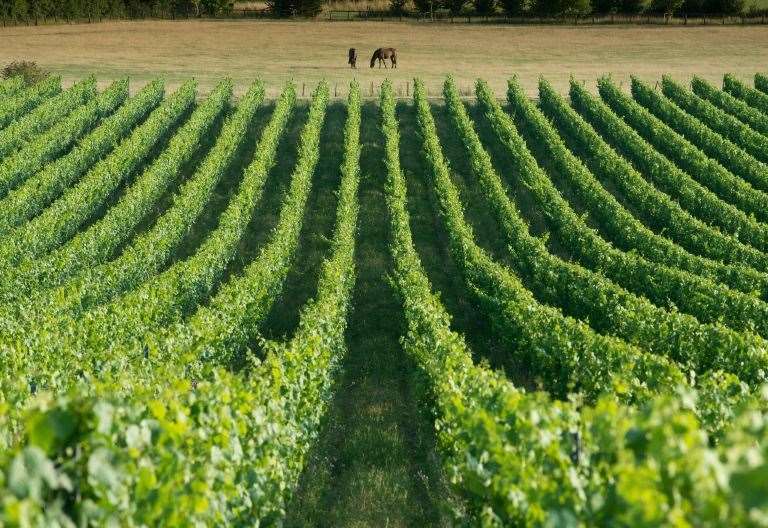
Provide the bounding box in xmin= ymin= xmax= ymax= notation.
xmin=0 ymin=80 xmax=232 ymax=306
xmin=382 ymin=78 xmax=768 ymax=526
xmin=8 ymin=81 xmax=323 ymax=406
xmin=601 ymin=76 xmax=768 ymax=251
xmin=0 ymin=80 xmax=270 ymax=341
xmin=0 ymin=76 xmax=96 ymax=160
xmin=691 ymin=75 xmax=768 ymax=161
xmin=0 ymin=79 xmax=164 ymax=240
xmin=474 ymin=78 xmax=768 ymax=338
xmin=0 ymin=81 xmax=194 ymax=271
xmin=0 ymin=81 xmax=359 ymax=525
xmin=662 ymin=75 xmax=768 ymax=170
xmin=413 ymin=78 xmax=687 ymax=404
xmin=438 ymin=77 xmax=768 ymax=388
xmin=0 ymin=79 xmax=128 ymax=199
xmin=164 ymin=82 xmax=325 ymax=367
xmin=755 ymin=72 xmax=768 ymax=94
xmin=0 ymin=80 xmax=269 ymax=447
xmin=0 ymin=76 xmax=23 ymax=98
xmin=0 ymin=76 xmax=61 ymax=129
xmin=633 ymin=76 xmax=768 ymax=223
xmin=724 ymin=73 xmax=768 ymax=114
xmin=530 ymin=77 xmax=768 ymax=297
xmin=571 ymin=79 xmax=768 ymax=272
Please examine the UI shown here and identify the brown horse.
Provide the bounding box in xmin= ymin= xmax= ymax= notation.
xmin=348 ymin=48 xmax=357 ymax=69
xmin=370 ymin=48 xmax=397 ymax=69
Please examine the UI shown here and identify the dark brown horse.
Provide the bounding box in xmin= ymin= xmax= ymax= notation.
xmin=348 ymin=48 xmax=357 ymax=69
xmin=370 ymin=48 xmax=397 ymax=69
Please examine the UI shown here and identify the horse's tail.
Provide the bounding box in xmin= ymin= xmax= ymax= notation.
xmin=370 ymin=51 xmax=378 ymax=68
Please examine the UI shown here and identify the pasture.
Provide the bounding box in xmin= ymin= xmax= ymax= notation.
xmin=1 ymin=17 xmax=768 ymax=528
xmin=1 ymin=20 xmax=768 ymax=96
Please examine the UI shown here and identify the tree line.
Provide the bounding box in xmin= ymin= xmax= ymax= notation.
xmin=0 ymin=0 xmax=752 ymax=24
xmin=0 ymin=0 xmax=234 ymax=21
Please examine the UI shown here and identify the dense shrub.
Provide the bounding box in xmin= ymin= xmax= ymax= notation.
xmin=2 ymin=61 xmax=48 ymax=86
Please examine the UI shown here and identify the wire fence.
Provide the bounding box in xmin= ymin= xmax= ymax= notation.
xmin=326 ymin=9 xmax=768 ymax=24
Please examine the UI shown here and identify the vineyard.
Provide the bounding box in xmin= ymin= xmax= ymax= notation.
xmin=0 ymin=70 xmax=767 ymax=526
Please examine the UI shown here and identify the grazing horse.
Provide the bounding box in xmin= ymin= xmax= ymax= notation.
xmin=348 ymin=48 xmax=357 ymax=69
xmin=370 ymin=48 xmax=397 ymax=69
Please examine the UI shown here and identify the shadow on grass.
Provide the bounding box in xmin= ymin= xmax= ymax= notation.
xmin=259 ymin=101 xmax=345 ymax=341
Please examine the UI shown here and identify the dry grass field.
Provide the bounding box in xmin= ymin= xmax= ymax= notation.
xmin=1 ymin=20 xmax=767 ymax=96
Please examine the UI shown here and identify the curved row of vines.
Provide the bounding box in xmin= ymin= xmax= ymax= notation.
xmin=0 ymin=73 xmax=766 ymax=526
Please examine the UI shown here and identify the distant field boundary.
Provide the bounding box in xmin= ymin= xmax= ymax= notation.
xmin=3 ymin=10 xmax=768 ymax=27
xmin=323 ymin=10 xmax=768 ymax=25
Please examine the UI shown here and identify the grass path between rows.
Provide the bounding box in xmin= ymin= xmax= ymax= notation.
xmin=286 ymin=102 xmax=457 ymax=527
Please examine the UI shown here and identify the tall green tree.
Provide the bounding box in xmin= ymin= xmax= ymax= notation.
xmin=11 ymin=0 xmax=29 ymax=21
xmin=647 ymin=0 xmax=683 ymax=14
xmin=473 ymin=0 xmax=496 ymax=12
xmin=445 ymin=0 xmax=468 ymax=14
xmin=618 ymin=0 xmax=644 ymax=13
xmin=413 ymin=0 xmax=440 ymax=15
xmin=500 ymin=0 xmax=528 ymax=14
